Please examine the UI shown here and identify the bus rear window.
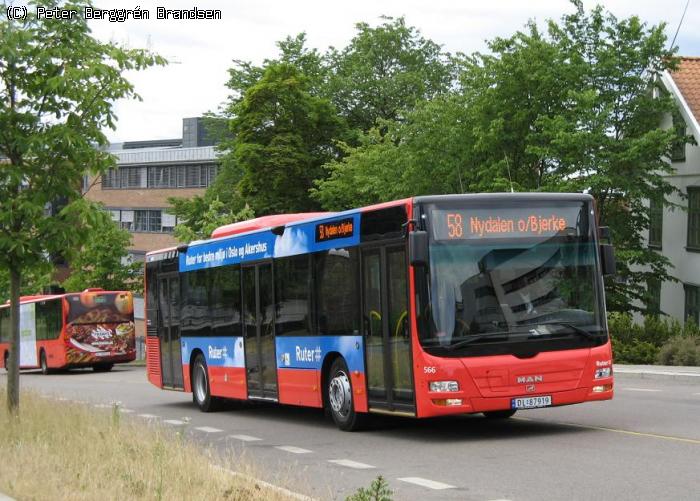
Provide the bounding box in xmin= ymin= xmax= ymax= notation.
xmin=66 ymin=292 xmax=134 ymax=325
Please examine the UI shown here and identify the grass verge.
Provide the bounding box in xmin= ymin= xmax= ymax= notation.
xmin=0 ymin=388 xmax=297 ymax=500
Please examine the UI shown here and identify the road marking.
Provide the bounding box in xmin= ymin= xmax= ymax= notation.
xmin=119 ymin=408 xmax=134 ymax=413
xmin=163 ymin=419 xmax=187 ymax=426
xmin=328 ymin=459 xmax=375 ymax=469
xmin=195 ymin=426 xmax=222 ymax=433
xmin=621 ymin=388 xmax=662 ymax=392
xmin=138 ymin=413 xmax=159 ymax=419
xmin=229 ymin=434 xmax=262 ymax=442
xmin=514 ymin=417 xmax=700 ymax=445
xmin=93 ymin=403 xmax=111 ymax=408
xmin=398 ymin=477 xmax=455 ymax=490
xmin=693 ymin=393 xmax=700 ymax=396
xmin=275 ymin=445 xmax=312 ymax=454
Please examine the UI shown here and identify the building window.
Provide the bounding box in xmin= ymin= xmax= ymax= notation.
xmin=672 ymin=112 xmax=686 ymax=162
xmin=646 ymin=278 xmax=661 ymax=316
xmin=102 ymin=164 xmax=218 ymax=190
xmin=684 ymin=283 xmax=700 ymax=324
xmin=134 ymin=210 xmax=162 ymax=232
xmin=108 ymin=208 xmax=174 ymax=233
xmin=687 ymin=188 xmax=700 ymax=250
xmin=648 ymin=196 xmax=663 ymax=248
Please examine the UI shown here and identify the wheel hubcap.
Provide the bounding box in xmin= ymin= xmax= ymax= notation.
xmin=194 ymin=364 xmax=207 ymax=403
xmin=329 ymin=370 xmax=352 ymax=418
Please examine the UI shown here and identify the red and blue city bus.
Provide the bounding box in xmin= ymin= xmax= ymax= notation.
xmin=145 ymin=194 xmax=615 ymax=430
xmin=0 ymin=289 xmax=136 ymax=373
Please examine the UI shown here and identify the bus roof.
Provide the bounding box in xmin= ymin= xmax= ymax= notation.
xmin=1 ymin=290 xmax=128 ymax=309
xmin=211 ymin=213 xmax=330 ymax=239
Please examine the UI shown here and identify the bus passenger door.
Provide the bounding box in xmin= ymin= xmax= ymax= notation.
xmin=159 ymin=274 xmax=184 ymax=389
xmin=363 ymin=246 xmax=415 ymax=413
xmin=243 ymin=263 xmax=278 ymax=400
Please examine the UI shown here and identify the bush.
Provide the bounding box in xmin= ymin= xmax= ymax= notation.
xmin=657 ymin=336 xmax=700 ymax=366
xmin=608 ymin=312 xmax=700 ymax=365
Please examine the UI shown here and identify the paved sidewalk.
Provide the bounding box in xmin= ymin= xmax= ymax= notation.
xmin=614 ymin=364 xmax=700 ymax=383
xmin=0 ymin=493 xmax=16 ymax=501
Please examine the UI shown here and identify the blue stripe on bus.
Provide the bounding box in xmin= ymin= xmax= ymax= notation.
xmin=179 ymin=213 xmax=361 ymax=272
xmin=181 ymin=336 xmax=245 ymax=368
xmin=275 ymin=335 xmax=365 ymax=372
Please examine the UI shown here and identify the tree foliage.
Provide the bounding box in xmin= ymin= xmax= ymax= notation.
xmin=0 ymin=0 xmax=164 ymax=412
xmin=61 ymin=206 xmax=143 ymax=294
xmin=232 ymin=63 xmax=347 ymax=215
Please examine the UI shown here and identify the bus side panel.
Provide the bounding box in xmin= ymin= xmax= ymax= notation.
xmin=275 ymin=336 xmax=367 ymax=412
xmin=146 ymin=336 xmax=163 ymax=388
xmin=42 ymin=339 xmax=67 ymax=369
xmin=181 ymin=337 xmax=247 ymax=400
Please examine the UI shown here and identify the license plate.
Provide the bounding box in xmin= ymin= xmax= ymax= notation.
xmin=511 ymin=395 xmax=552 ymax=409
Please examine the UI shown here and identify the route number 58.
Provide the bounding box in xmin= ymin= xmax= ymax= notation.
xmin=446 ymin=213 xmax=463 ymax=238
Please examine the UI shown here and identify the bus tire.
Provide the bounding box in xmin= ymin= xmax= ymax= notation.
xmin=40 ymin=350 xmax=50 ymax=375
xmin=483 ymin=409 xmax=517 ymax=419
xmin=192 ymin=353 xmax=222 ymax=412
xmin=3 ymin=351 xmax=8 ymax=372
xmin=93 ymin=363 xmax=114 ymax=373
xmin=326 ymin=358 xmax=366 ymax=431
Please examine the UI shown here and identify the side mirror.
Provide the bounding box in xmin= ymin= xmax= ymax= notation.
xmin=600 ymin=244 xmax=616 ymax=276
xmin=598 ymin=226 xmax=612 ymax=244
xmin=409 ymin=230 xmax=429 ymax=267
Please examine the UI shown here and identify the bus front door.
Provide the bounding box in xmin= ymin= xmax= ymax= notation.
xmin=242 ymin=263 xmax=278 ymax=400
xmin=158 ymin=274 xmax=184 ymax=389
xmin=362 ymin=246 xmax=415 ymax=414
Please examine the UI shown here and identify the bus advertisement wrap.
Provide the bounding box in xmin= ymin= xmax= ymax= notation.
xmin=180 ymin=213 xmax=361 ymax=272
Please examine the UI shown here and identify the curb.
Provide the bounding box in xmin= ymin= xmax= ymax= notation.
xmin=614 ymin=367 xmax=700 ymax=384
xmin=0 ymin=493 xmax=16 ymax=501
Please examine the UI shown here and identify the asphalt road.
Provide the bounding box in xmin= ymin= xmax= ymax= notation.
xmin=2 ymin=367 xmax=700 ymax=501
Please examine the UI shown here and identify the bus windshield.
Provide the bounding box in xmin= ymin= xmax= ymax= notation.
xmin=421 ymin=201 xmax=606 ymax=352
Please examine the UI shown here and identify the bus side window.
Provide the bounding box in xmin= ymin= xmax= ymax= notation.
xmin=315 ymin=248 xmax=360 ymax=336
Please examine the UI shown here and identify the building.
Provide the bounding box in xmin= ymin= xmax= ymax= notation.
xmin=83 ymin=117 xmax=221 ymax=338
xmin=651 ymin=57 xmax=700 ymax=323
xmin=84 ymin=117 xmax=220 ymax=260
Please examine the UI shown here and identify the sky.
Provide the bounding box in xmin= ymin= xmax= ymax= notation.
xmin=81 ymin=0 xmax=700 ymax=143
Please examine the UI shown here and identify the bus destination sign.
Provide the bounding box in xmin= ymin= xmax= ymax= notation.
xmin=316 ymin=218 xmax=354 ymax=243
xmin=432 ymin=207 xmax=581 ymax=241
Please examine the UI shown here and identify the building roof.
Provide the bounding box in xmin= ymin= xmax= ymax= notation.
xmin=662 ymin=57 xmax=700 ymax=142
xmin=671 ymin=57 xmax=700 ymax=120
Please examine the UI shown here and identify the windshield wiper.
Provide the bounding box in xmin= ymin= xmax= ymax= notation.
xmin=530 ymin=322 xmax=601 ymax=340
xmin=444 ymin=331 xmax=519 ymax=351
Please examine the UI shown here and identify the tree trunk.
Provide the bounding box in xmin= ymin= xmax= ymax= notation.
xmin=6 ymin=267 xmax=21 ymax=415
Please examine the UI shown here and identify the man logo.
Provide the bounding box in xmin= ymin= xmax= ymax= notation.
xmin=517 ymin=375 xmax=544 ymax=384
xmin=526 ymin=384 xmax=536 ymax=393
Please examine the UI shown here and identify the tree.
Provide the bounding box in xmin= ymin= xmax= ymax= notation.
xmin=61 ymin=206 xmax=143 ymax=293
xmin=312 ymin=1 xmax=684 ymax=312
xmin=0 ymin=0 xmax=164 ymax=413
xmin=233 ymin=63 xmax=347 ymax=215
xmin=326 ymin=16 xmax=455 ymax=134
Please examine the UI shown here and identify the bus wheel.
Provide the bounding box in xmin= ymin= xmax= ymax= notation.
xmin=93 ymin=363 xmax=114 ymax=373
xmin=327 ymin=358 xmax=366 ymax=431
xmin=3 ymin=351 xmax=8 ymax=372
xmin=483 ymin=409 xmax=517 ymax=419
xmin=192 ymin=354 xmax=222 ymax=412
xmin=40 ymin=350 xmax=50 ymax=375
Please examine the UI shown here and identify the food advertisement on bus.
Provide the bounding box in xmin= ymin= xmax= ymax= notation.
xmin=64 ymin=292 xmax=136 ymax=364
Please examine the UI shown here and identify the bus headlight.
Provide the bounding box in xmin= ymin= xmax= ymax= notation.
xmin=429 ymin=381 xmax=459 ymax=392
xmin=595 ymin=367 xmax=612 ymax=379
